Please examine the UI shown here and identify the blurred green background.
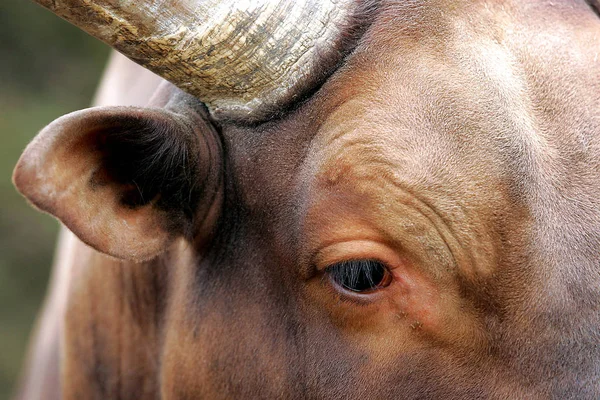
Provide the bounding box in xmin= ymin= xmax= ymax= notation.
xmin=0 ymin=2 xmax=109 ymax=397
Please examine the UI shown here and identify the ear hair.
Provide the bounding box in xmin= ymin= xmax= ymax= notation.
xmin=13 ymin=105 xmax=222 ymax=261
xmin=94 ymin=111 xmax=206 ymax=234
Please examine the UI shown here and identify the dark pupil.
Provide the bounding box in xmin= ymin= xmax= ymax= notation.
xmin=327 ymin=259 xmax=388 ymax=293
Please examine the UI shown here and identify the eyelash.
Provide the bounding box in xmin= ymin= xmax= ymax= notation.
xmin=325 ymin=259 xmax=393 ymax=294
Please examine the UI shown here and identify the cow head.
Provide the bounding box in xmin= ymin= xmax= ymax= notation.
xmin=13 ymin=0 xmax=600 ymax=398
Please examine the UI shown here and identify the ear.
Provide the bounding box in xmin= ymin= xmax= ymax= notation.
xmin=13 ymin=105 xmax=222 ymax=261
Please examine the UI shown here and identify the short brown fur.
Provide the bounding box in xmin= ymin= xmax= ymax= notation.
xmin=14 ymin=1 xmax=600 ymax=399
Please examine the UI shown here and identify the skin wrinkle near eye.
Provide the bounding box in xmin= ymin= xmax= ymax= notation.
xmin=385 ymin=181 xmax=469 ymax=280
xmin=309 ymin=186 xmax=456 ymax=286
xmin=302 ymin=79 xmax=502 ymax=283
xmin=313 ymin=240 xmax=404 ymax=273
xmin=311 ymin=136 xmax=479 ymax=284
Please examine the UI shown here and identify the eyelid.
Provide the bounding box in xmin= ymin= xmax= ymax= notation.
xmin=313 ymin=240 xmax=403 ymax=271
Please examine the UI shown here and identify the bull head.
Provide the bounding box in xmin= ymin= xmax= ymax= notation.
xmin=12 ymin=0 xmax=600 ymax=398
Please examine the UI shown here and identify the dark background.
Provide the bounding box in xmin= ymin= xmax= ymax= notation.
xmin=0 ymin=1 xmax=109 ymax=397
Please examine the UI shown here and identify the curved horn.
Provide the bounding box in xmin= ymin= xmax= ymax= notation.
xmin=32 ymin=0 xmax=357 ymax=121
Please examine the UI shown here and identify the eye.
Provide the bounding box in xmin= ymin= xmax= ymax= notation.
xmin=326 ymin=259 xmax=393 ymax=293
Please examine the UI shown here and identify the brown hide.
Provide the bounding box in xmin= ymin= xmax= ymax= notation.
xmin=15 ymin=1 xmax=600 ymax=399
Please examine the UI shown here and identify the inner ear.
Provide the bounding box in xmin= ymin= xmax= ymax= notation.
xmin=13 ymin=106 xmax=222 ymax=261
xmin=93 ymin=113 xmax=204 ymax=223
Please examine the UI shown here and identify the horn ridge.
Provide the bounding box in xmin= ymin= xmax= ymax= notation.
xmin=33 ymin=0 xmax=358 ymax=121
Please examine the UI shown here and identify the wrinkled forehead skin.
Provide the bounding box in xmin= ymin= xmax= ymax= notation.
xmin=63 ymin=1 xmax=600 ymax=399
